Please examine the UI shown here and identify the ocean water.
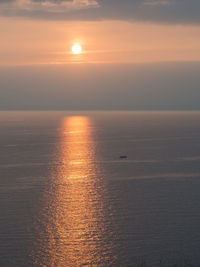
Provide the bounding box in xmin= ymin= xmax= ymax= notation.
xmin=1 ymin=111 xmax=200 ymax=266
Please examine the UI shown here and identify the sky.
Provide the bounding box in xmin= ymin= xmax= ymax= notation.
xmin=0 ymin=0 xmax=200 ymax=110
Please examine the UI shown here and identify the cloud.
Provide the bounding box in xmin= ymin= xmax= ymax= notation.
xmin=142 ymin=0 xmax=171 ymax=6
xmin=11 ymin=0 xmax=99 ymax=13
xmin=0 ymin=0 xmax=200 ymax=24
xmin=0 ymin=0 xmax=99 ymax=14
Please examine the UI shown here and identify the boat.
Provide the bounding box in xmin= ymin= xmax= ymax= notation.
xmin=120 ymin=155 xmax=127 ymax=159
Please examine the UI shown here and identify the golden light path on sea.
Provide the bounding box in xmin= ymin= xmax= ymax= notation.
xmin=33 ymin=116 xmax=111 ymax=266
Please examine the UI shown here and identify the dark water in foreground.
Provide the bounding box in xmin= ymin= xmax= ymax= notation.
xmin=1 ymin=111 xmax=200 ymax=266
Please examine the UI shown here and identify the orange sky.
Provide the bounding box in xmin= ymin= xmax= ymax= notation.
xmin=0 ymin=18 xmax=200 ymax=65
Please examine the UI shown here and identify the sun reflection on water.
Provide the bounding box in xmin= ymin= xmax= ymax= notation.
xmin=33 ymin=116 xmax=110 ymax=266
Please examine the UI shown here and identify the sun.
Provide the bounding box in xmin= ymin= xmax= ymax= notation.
xmin=72 ymin=44 xmax=82 ymax=54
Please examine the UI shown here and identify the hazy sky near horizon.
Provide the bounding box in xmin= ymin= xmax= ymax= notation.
xmin=0 ymin=0 xmax=200 ymax=110
xmin=1 ymin=62 xmax=200 ymax=110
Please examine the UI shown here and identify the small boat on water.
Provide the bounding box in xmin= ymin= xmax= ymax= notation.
xmin=120 ymin=155 xmax=128 ymax=159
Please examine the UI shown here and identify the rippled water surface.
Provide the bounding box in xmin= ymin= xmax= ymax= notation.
xmin=1 ymin=111 xmax=200 ymax=266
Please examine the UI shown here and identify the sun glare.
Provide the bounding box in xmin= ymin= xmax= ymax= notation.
xmin=72 ymin=44 xmax=82 ymax=54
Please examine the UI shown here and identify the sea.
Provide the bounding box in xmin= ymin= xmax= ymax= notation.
xmin=1 ymin=111 xmax=200 ymax=266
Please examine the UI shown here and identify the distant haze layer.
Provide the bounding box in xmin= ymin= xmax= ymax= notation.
xmin=1 ymin=62 xmax=200 ymax=110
